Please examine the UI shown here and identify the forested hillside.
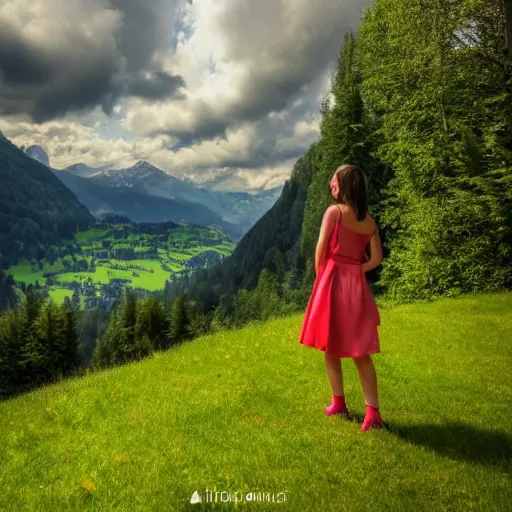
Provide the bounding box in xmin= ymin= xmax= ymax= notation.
xmin=162 ymin=150 xmax=314 ymax=312
xmin=356 ymin=0 xmax=512 ymax=299
xmin=0 ymin=131 xmax=95 ymax=269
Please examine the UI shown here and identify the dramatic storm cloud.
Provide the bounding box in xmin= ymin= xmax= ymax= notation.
xmin=0 ymin=0 xmax=368 ymax=191
xmin=0 ymin=0 xmax=185 ymax=121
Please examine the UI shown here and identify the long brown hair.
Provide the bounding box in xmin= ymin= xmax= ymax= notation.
xmin=334 ymin=164 xmax=368 ymax=221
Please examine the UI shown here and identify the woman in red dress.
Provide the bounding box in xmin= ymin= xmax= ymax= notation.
xmin=299 ymin=164 xmax=387 ymax=431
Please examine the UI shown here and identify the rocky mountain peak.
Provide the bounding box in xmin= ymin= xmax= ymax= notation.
xmin=133 ymin=160 xmax=155 ymax=169
xmin=25 ymin=145 xmax=50 ymax=167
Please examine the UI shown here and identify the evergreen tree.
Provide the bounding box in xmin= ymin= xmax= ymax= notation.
xmin=254 ymin=269 xmax=283 ymax=322
xmin=24 ymin=287 xmax=44 ymax=325
xmin=91 ymin=307 xmax=119 ymax=370
xmin=186 ymin=300 xmax=211 ymax=338
xmin=262 ymin=247 xmax=286 ymax=285
xmin=72 ymin=288 xmax=81 ymax=310
xmin=169 ymin=296 xmax=189 ymax=342
xmin=0 ymin=270 xmax=18 ymax=313
xmin=135 ymin=296 xmax=169 ymax=351
xmin=0 ymin=307 xmax=31 ymax=397
xmin=233 ymin=288 xmax=259 ymax=327
xmin=78 ymin=306 xmax=109 ymax=367
xmin=29 ymin=300 xmax=65 ymax=383
xmin=91 ymin=288 xmax=150 ymax=368
xmin=1 ymin=293 xmax=81 ymax=396
xmin=60 ymin=300 xmax=81 ymax=376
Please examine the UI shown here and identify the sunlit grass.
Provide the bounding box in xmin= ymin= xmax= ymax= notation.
xmin=1 ymin=291 xmax=510 ymax=511
xmin=56 ymin=266 xmax=133 ymax=285
xmin=74 ymin=228 xmax=109 ymax=245
xmin=7 ymin=258 xmax=67 ymax=285
xmin=47 ymin=287 xmax=74 ymax=304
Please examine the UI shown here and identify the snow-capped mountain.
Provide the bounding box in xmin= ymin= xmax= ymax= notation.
xmin=86 ymin=160 xmax=283 ymax=228
xmin=89 ymin=160 xmax=222 ymax=210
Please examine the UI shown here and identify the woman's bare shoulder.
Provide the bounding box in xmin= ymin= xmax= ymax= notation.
xmin=367 ymin=213 xmax=378 ymax=233
xmin=325 ymin=204 xmax=341 ymax=216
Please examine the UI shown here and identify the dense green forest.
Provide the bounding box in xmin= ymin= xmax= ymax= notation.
xmin=1 ymin=0 xmax=511 ymax=398
xmin=0 ymin=286 xmax=209 ymax=399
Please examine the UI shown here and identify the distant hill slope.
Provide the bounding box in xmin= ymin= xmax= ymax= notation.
xmin=0 ymin=131 xmax=95 ymax=269
xmin=86 ymin=160 xmax=232 ymax=218
xmin=50 ymin=167 xmax=245 ymax=240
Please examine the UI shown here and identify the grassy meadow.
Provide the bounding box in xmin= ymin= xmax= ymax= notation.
xmin=0 ymin=291 xmax=511 ymax=511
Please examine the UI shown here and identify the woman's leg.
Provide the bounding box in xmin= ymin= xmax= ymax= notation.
xmin=353 ymin=355 xmax=384 ymax=430
xmin=324 ymin=351 xmax=344 ymax=395
xmin=324 ymin=352 xmax=348 ymax=415
xmin=353 ymin=354 xmax=378 ymax=408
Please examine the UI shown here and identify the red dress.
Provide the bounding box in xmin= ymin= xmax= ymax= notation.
xmin=299 ymin=204 xmax=381 ymax=358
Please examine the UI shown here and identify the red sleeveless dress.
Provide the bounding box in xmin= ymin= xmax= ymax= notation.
xmin=299 ymin=205 xmax=381 ymax=358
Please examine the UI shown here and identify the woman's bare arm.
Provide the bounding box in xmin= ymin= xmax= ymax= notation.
xmin=315 ymin=206 xmax=338 ymax=276
xmin=361 ymin=228 xmax=383 ymax=273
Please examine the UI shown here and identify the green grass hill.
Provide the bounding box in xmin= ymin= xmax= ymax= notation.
xmin=1 ymin=291 xmax=511 ymax=511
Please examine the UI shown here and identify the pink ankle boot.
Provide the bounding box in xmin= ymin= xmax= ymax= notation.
xmin=325 ymin=394 xmax=349 ymax=416
xmin=361 ymin=404 xmax=384 ymax=431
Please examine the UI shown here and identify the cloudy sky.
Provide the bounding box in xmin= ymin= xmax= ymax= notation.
xmin=0 ymin=0 xmax=367 ymax=191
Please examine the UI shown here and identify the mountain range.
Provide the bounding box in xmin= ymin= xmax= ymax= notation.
xmin=21 ymin=145 xmax=283 ymax=240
